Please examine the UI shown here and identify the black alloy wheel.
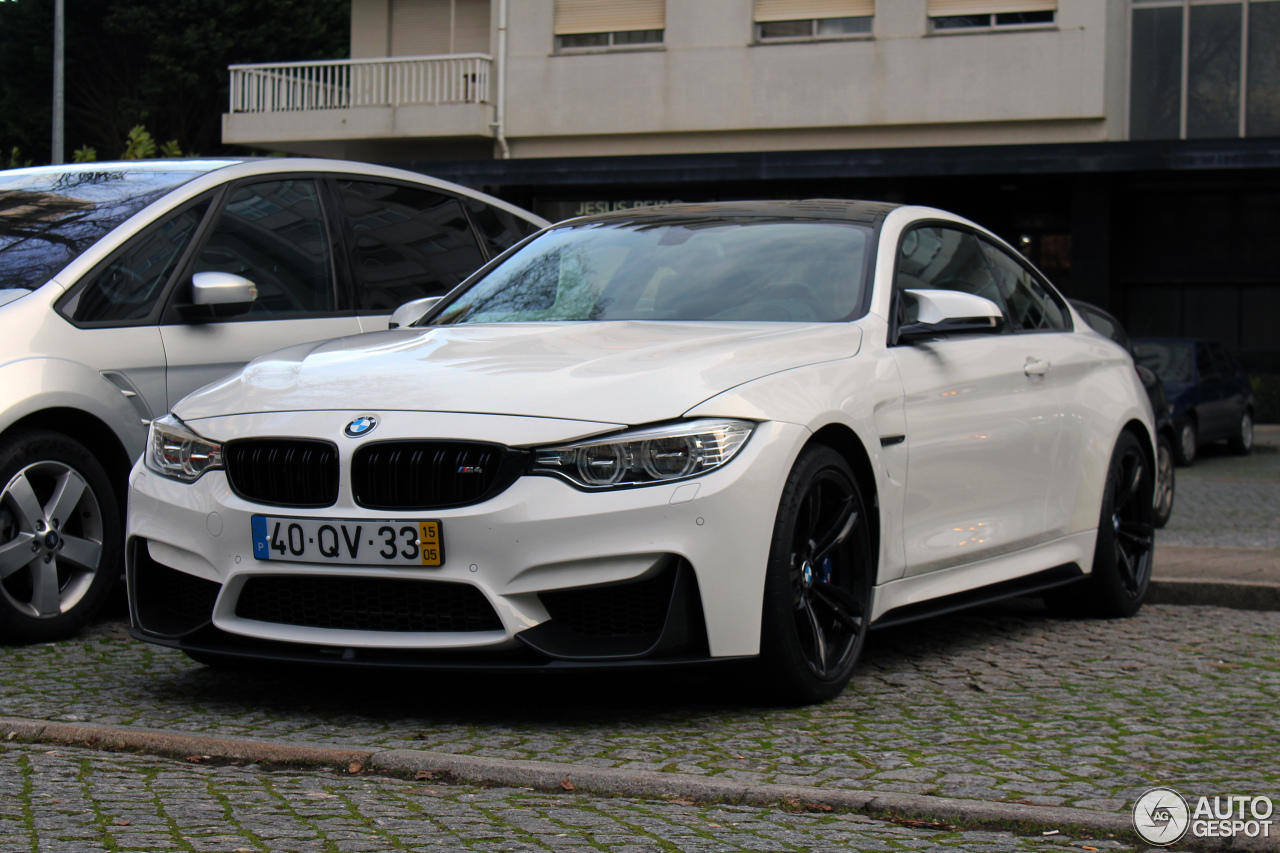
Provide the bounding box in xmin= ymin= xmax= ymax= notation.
xmin=758 ymin=445 xmax=873 ymax=704
xmin=1051 ymin=431 xmax=1155 ymax=618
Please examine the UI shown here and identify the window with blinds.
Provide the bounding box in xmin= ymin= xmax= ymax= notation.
xmin=753 ymin=0 xmax=875 ymax=39
xmin=554 ymin=0 xmax=665 ymax=50
xmin=389 ymin=0 xmax=491 ymax=56
xmin=1130 ymin=0 xmax=1280 ymax=141
xmin=927 ymin=0 xmax=1057 ymax=30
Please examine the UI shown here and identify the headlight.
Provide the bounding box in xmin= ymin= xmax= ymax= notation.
xmin=531 ymin=419 xmax=754 ymax=489
xmin=145 ymin=414 xmax=223 ymax=482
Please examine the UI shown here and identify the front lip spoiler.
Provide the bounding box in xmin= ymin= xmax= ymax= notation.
xmin=130 ymin=628 xmax=753 ymax=673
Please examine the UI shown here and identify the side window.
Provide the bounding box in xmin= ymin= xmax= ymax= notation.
xmin=463 ymin=197 xmax=541 ymax=258
xmin=193 ymin=180 xmax=335 ymax=317
xmin=1209 ymin=343 xmax=1237 ymax=377
xmin=1082 ymin=307 xmax=1117 ymax=342
xmin=979 ymin=240 xmax=1069 ymax=332
xmin=336 ymin=181 xmax=486 ymax=313
xmin=63 ymin=201 xmax=208 ymax=323
xmin=1196 ymin=343 xmax=1220 ymax=380
xmin=896 ymin=226 xmax=1007 ymax=323
xmin=1075 ymin=303 xmax=1131 ymax=351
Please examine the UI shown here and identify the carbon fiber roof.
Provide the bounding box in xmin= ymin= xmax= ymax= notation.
xmin=564 ymin=199 xmax=901 ymax=227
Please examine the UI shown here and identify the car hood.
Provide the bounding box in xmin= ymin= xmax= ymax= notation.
xmin=175 ymin=321 xmax=862 ymax=426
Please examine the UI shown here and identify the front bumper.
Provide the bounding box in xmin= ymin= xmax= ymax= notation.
xmin=126 ymin=411 xmax=807 ymax=666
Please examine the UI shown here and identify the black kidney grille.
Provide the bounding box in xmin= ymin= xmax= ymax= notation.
xmin=352 ymin=441 xmax=519 ymax=509
xmin=235 ymin=575 xmax=502 ymax=632
xmin=225 ymin=439 xmax=338 ymax=508
xmin=539 ymin=564 xmax=677 ymax=638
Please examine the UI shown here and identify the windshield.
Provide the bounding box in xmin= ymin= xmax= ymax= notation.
xmin=0 ymin=163 xmax=228 ymax=291
xmin=432 ymin=218 xmax=872 ymax=325
xmin=1135 ymin=342 xmax=1193 ymax=384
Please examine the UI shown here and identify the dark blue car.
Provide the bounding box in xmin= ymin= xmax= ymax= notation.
xmin=1133 ymin=338 xmax=1255 ymax=465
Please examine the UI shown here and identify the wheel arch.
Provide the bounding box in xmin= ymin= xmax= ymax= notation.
xmin=2 ymin=408 xmax=135 ymax=507
xmin=1121 ymin=417 xmax=1157 ymax=473
xmin=806 ymin=423 xmax=881 ymax=565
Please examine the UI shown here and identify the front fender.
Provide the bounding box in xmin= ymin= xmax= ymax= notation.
xmin=684 ymin=316 xmax=909 ymax=583
xmin=0 ymin=357 xmax=149 ymax=461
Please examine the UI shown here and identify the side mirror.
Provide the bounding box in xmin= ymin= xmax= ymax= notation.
xmin=180 ymin=271 xmax=258 ymax=321
xmin=896 ymin=289 xmax=1004 ymax=344
xmin=389 ymin=296 xmax=442 ymax=329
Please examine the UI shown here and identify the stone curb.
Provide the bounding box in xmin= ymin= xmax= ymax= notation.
xmin=4 ymin=716 xmax=1277 ymax=851
xmin=1148 ymin=579 xmax=1280 ymax=611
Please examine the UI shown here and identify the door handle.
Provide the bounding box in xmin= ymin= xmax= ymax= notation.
xmin=1024 ymin=357 xmax=1050 ymax=377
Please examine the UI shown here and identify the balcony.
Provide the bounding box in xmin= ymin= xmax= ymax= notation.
xmin=222 ymin=54 xmax=496 ymax=157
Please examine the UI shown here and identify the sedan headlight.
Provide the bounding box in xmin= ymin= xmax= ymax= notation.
xmin=145 ymin=414 xmax=223 ymax=482
xmin=531 ymin=419 xmax=754 ymax=489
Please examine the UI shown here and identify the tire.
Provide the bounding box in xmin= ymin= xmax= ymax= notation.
xmin=756 ymin=445 xmax=874 ymax=705
xmin=1174 ymin=418 xmax=1197 ymax=466
xmin=1229 ymin=410 xmax=1254 ymax=455
xmin=0 ymin=430 xmax=120 ymax=643
xmin=1153 ymin=434 xmax=1175 ymax=529
xmin=1050 ymin=431 xmax=1155 ymax=618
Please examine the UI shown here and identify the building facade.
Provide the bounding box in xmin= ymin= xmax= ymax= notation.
xmin=223 ymin=0 xmax=1280 ymax=380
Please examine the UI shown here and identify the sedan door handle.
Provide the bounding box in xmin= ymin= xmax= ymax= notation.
xmin=1024 ymin=357 xmax=1050 ymax=377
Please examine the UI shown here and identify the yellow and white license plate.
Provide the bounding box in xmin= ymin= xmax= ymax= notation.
xmin=250 ymin=516 xmax=443 ymax=567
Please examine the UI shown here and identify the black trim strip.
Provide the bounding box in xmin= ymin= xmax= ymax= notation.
xmin=871 ymin=562 xmax=1084 ymax=630
xmin=129 ymin=627 xmax=747 ymax=672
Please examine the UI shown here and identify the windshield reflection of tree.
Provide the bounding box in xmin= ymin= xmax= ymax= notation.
xmin=0 ymin=170 xmax=194 ymax=291
xmin=441 ymin=221 xmax=867 ymax=324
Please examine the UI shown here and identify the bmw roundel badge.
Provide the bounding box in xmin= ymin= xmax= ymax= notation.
xmin=344 ymin=415 xmax=379 ymax=438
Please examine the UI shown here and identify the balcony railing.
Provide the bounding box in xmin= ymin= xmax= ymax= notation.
xmin=228 ymin=54 xmax=492 ymax=113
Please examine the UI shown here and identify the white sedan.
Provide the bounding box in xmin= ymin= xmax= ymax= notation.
xmin=126 ymin=201 xmax=1157 ymax=704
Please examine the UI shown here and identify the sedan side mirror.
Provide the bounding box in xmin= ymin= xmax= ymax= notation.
xmin=896 ymin=289 xmax=1004 ymax=344
xmin=389 ymin=296 xmax=442 ymax=329
xmin=180 ymin=271 xmax=258 ymax=321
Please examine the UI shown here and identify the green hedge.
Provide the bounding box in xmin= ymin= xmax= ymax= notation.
xmin=1252 ymin=374 xmax=1280 ymax=424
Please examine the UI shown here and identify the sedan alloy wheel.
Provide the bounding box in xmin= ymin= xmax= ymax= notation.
xmin=1230 ymin=411 xmax=1254 ymax=455
xmin=1153 ymin=435 xmax=1175 ymax=528
xmin=1176 ymin=420 xmax=1197 ymax=466
xmin=0 ymin=431 xmax=118 ymax=642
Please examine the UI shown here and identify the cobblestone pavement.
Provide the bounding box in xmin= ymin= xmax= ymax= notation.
xmin=2 ymin=602 xmax=1277 ymax=816
xmin=0 ymin=741 xmax=1135 ymax=853
xmin=1161 ymin=427 xmax=1280 ymax=548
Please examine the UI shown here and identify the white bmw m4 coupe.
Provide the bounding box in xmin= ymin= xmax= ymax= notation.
xmin=127 ymin=201 xmax=1157 ymax=703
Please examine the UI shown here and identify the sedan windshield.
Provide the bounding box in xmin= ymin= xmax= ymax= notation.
xmin=1135 ymin=342 xmax=1194 ymax=384
xmin=433 ymin=218 xmax=872 ymax=325
xmin=0 ymin=162 xmax=228 ymax=291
